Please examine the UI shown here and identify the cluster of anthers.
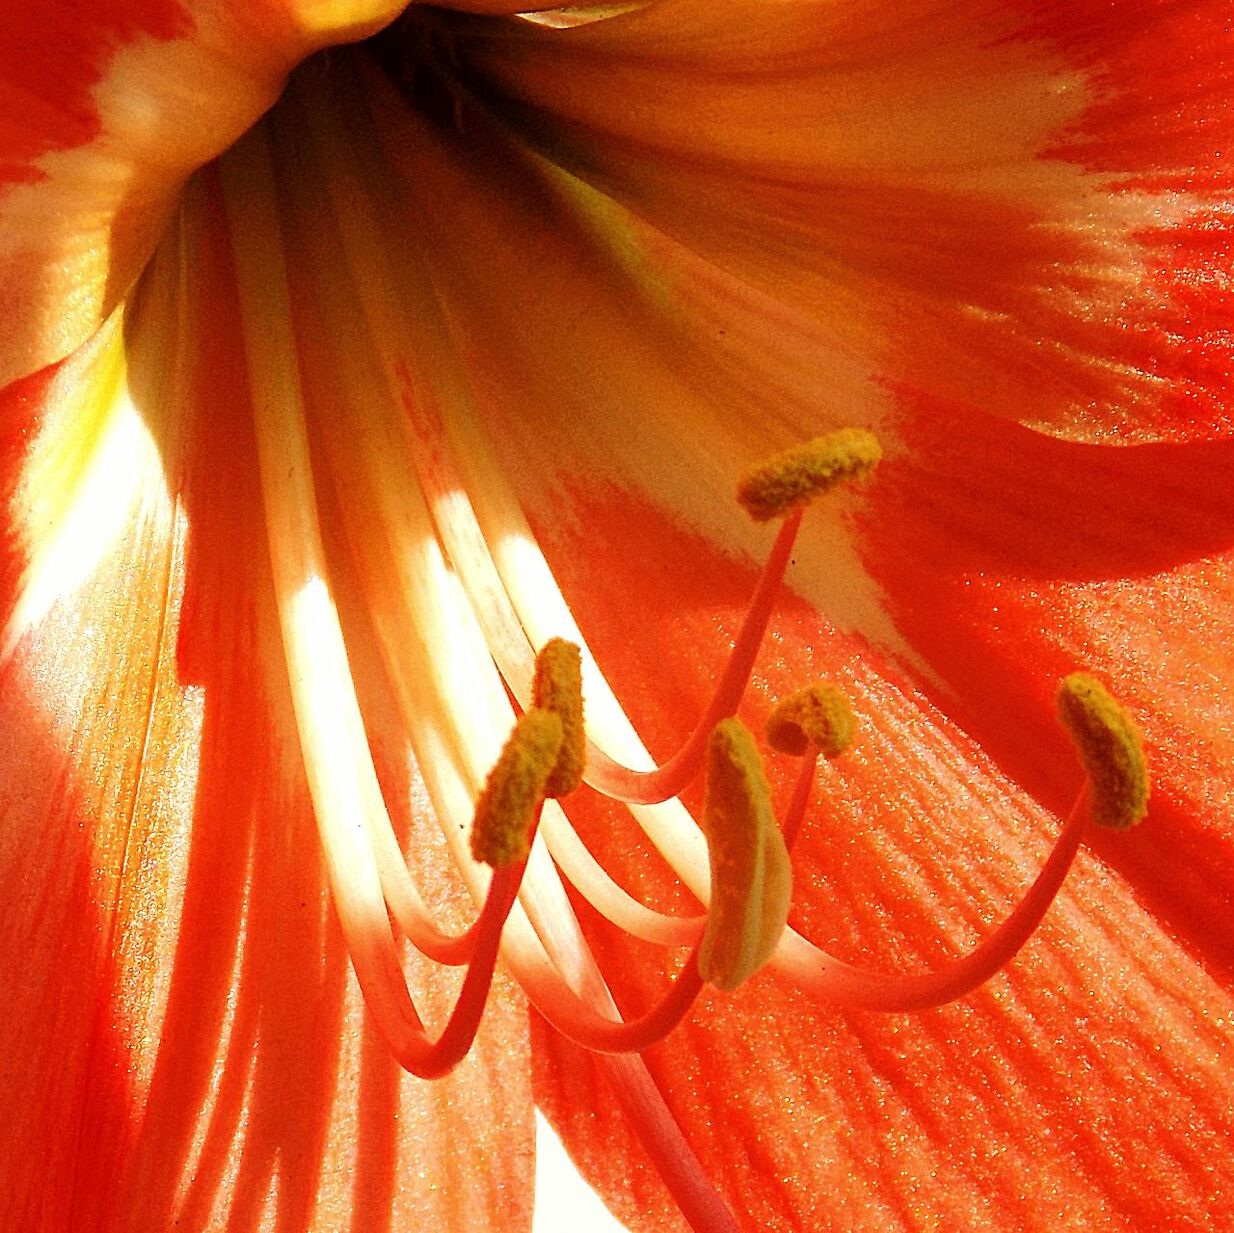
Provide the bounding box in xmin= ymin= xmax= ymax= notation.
xmin=314 ymin=427 xmax=1149 ymax=1080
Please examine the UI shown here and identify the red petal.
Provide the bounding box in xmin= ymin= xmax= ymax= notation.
xmin=446 ymin=0 xmax=1234 ymax=441
xmin=0 ymin=0 xmax=407 ymax=387
xmin=858 ymin=386 xmax=1234 ymax=989
xmin=336 ymin=34 xmax=1234 ymax=1224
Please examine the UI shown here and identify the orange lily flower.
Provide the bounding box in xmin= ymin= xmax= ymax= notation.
xmin=2 ymin=2 xmax=1232 ymax=1231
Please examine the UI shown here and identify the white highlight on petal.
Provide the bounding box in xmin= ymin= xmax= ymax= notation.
xmin=0 ymin=23 xmax=283 ymax=386
xmin=6 ymin=310 xmax=171 ymax=660
xmin=533 ymin=1108 xmax=630 ymax=1233
xmin=518 ymin=3 xmax=651 ymax=29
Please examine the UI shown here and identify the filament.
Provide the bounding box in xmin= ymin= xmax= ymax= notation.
xmin=772 ymin=785 xmax=1092 ymax=1011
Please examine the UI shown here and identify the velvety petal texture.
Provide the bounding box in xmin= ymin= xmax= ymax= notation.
xmin=525 ymin=491 xmax=1234 ymax=1231
xmin=2 ymin=2 xmax=1233 ymax=1232
xmin=440 ymin=0 xmax=1234 ymax=443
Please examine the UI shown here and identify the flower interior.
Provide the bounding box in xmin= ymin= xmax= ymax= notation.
xmin=0 ymin=6 xmax=1176 ymax=1228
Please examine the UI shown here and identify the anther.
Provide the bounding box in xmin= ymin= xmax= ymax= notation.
xmin=533 ymin=638 xmax=586 ymax=797
xmin=470 ymin=708 xmax=564 ymax=867
xmin=1056 ymin=672 xmax=1149 ymax=830
xmin=767 ymin=682 xmax=856 ymax=758
xmin=698 ymin=719 xmax=792 ymax=991
xmin=737 ymin=428 xmax=882 ymax=522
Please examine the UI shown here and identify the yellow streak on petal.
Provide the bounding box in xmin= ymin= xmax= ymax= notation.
xmin=287 ymin=0 xmax=408 ymax=42
xmin=6 ymin=309 xmax=172 ymax=659
xmin=699 ymin=719 xmax=792 ymax=992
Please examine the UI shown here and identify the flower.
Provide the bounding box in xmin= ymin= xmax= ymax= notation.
xmin=3 ymin=2 xmax=1233 ymax=1231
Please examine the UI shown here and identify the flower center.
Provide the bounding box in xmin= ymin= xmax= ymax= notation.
xmin=210 ymin=63 xmax=1150 ymax=1227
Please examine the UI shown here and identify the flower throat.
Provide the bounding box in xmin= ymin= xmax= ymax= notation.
xmin=215 ymin=101 xmax=1148 ymax=1230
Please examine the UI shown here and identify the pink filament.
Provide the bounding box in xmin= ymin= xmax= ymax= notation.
xmin=522 ymin=946 xmax=706 ymax=1055
xmin=584 ymin=509 xmax=803 ymax=804
xmin=781 ymin=750 xmax=820 ymax=849
xmin=539 ymin=804 xmax=704 ymax=946
xmin=386 ymin=856 xmax=526 ymax=1079
xmin=785 ymin=785 xmax=1092 ymax=1012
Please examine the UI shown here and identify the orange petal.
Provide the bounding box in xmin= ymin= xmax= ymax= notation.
xmin=528 ymin=488 xmax=1234 ymax=1231
xmin=308 ymin=42 xmax=1234 ymax=1226
xmin=858 ymin=387 xmax=1234 ymax=992
xmin=439 ymin=0 xmax=1234 ymax=442
xmin=0 ymin=0 xmax=406 ymax=388
xmin=0 ymin=170 xmax=533 ymax=1231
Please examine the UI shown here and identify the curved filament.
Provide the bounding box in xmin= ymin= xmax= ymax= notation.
xmin=774 ymin=786 xmax=1091 ymax=1012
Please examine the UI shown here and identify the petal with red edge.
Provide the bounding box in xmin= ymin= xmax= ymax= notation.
xmin=420 ymin=0 xmax=1234 ymax=442
xmin=305 ymin=27 xmax=1234 ymax=1225
xmin=0 ymin=0 xmax=407 ymax=388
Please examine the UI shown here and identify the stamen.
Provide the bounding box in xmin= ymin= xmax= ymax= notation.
xmin=539 ymin=803 xmax=704 ymax=946
xmin=737 ymin=428 xmax=882 ymax=522
xmin=1057 ymin=672 xmax=1149 ymax=830
xmin=285 ymin=76 xmax=1141 ymax=1231
xmin=220 ymin=124 xmax=524 ymax=1078
xmin=586 ymin=509 xmax=802 ymax=805
xmin=767 ymin=682 xmax=856 ymax=758
xmin=533 ymin=637 xmax=586 ymax=797
xmin=471 ymin=708 xmax=564 ymax=867
xmin=774 ymin=680 xmax=1153 ymax=1008
xmin=773 ymin=786 xmax=1094 ymax=1011
xmin=698 ymin=719 xmax=792 ymax=991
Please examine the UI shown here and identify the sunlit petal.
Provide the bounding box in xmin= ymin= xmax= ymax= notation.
xmin=0 ymin=0 xmax=406 ymax=387
xmin=0 ymin=172 xmax=533 ymax=1231
xmin=3 ymin=2 xmax=1232 ymax=1230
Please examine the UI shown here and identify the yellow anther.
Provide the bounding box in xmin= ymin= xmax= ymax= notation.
xmin=1056 ymin=673 xmax=1149 ymax=830
xmin=737 ymin=428 xmax=882 ymax=522
xmin=698 ymin=719 xmax=793 ymax=991
xmin=470 ymin=709 xmax=564 ymax=868
xmin=766 ymin=682 xmax=856 ymax=758
xmin=532 ymin=638 xmax=585 ymax=797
